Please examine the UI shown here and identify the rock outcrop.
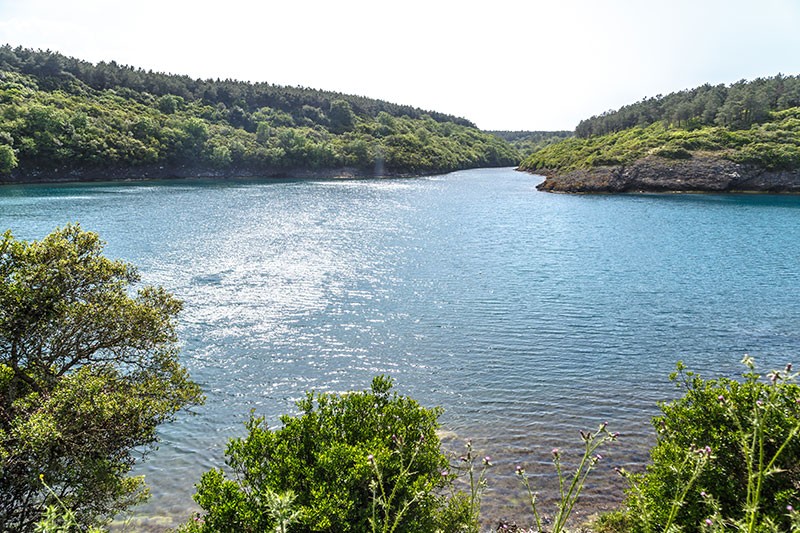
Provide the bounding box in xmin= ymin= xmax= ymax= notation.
xmin=532 ymin=155 xmax=800 ymax=194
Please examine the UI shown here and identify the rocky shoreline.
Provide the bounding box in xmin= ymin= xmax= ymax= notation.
xmin=0 ymin=163 xmax=430 ymax=185
xmin=530 ymin=154 xmax=800 ymax=194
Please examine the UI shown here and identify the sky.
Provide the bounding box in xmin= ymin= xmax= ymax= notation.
xmin=1 ymin=0 xmax=799 ymax=131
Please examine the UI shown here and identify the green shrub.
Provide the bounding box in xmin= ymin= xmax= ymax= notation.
xmin=652 ymin=145 xmax=693 ymax=160
xmin=188 ymin=376 xmax=471 ymax=532
xmin=624 ymin=359 xmax=800 ymax=532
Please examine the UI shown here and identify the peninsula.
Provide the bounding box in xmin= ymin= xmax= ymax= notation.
xmin=0 ymin=46 xmax=519 ymax=184
xmin=520 ymin=75 xmax=800 ymax=193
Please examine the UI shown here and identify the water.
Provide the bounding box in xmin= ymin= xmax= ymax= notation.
xmin=3 ymin=168 xmax=800 ymax=529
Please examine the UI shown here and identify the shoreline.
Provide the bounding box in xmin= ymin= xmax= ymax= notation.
xmin=524 ymin=155 xmax=800 ymax=194
xmin=0 ymin=164 xmax=442 ymax=186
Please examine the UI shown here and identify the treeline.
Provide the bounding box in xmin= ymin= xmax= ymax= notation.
xmin=489 ymin=130 xmax=573 ymax=157
xmin=521 ymin=107 xmax=800 ymax=173
xmin=576 ymin=74 xmax=800 ymax=137
xmin=0 ymin=46 xmax=519 ymax=180
xmin=0 ymin=46 xmax=474 ymax=127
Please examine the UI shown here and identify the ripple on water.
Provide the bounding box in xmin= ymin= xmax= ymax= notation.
xmin=2 ymin=170 xmax=800 ymax=529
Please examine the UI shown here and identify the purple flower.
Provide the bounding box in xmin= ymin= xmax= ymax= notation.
xmin=788 ymin=505 xmax=795 ymax=512
xmin=705 ymin=518 xmax=713 ymax=526
xmin=483 ymin=456 xmax=492 ymax=466
xmin=552 ymin=448 xmax=560 ymax=458
xmin=367 ymin=454 xmax=375 ymax=463
xmin=515 ymin=465 xmax=525 ymax=475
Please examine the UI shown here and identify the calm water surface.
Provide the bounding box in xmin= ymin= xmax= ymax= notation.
xmin=3 ymin=168 xmax=800 ymax=528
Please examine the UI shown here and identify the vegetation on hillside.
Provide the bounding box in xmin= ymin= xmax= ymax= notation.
xmin=0 ymin=46 xmax=519 ymax=180
xmin=575 ymin=74 xmax=800 ymax=137
xmin=520 ymin=75 xmax=800 ymax=174
xmin=488 ymin=130 xmax=572 ymax=158
xmin=521 ymin=108 xmax=800 ymax=172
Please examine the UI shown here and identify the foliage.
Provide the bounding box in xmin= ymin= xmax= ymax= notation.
xmin=488 ymin=130 xmax=573 ymax=158
xmin=520 ymin=110 xmax=800 ymax=173
xmin=574 ymin=74 xmax=800 ymax=138
xmin=515 ymin=422 xmax=617 ymax=533
xmin=33 ymin=475 xmax=104 ymax=533
xmin=0 ymin=46 xmax=519 ymax=179
xmin=188 ymin=376 xmax=472 ymax=533
xmin=0 ymin=225 xmax=203 ymax=532
xmin=447 ymin=439 xmax=493 ymax=532
xmin=620 ymin=359 xmax=800 ymax=532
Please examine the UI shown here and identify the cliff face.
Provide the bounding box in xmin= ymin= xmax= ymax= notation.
xmin=532 ymin=155 xmax=800 ymax=194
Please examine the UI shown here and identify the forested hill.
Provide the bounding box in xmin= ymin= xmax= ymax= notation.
xmin=0 ymin=46 xmax=519 ymax=182
xmin=488 ymin=130 xmax=572 ymax=157
xmin=521 ymin=74 xmax=800 ymax=193
xmin=574 ymin=74 xmax=800 ymax=137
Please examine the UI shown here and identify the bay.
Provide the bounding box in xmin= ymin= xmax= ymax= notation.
xmin=2 ymin=167 xmax=800 ymax=528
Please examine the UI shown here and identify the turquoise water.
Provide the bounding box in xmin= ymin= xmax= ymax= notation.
xmin=3 ymin=168 xmax=800 ymax=528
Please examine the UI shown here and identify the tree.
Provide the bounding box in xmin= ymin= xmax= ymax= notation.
xmin=0 ymin=225 xmax=203 ymax=531
xmin=0 ymin=145 xmax=17 ymax=174
xmin=328 ymin=99 xmax=356 ymax=134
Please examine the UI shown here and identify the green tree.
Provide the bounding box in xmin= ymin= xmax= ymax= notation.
xmin=0 ymin=225 xmax=203 ymax=531
xmin=0 ymin=145 xmax=17 ymax=173
xmin=328 ymin=99 xmax=355 ymax=134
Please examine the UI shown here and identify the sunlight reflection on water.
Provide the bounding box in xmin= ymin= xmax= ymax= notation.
xmin=3 ymin=170 xmax=800 ymax=530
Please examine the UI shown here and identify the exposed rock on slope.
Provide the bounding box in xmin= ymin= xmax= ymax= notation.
xmin=534 ymin=155 xmax=800 ymax=194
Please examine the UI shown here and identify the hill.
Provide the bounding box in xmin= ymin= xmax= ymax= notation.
xmin=520 ymin=75 xmax=800 ymax=193
xmin=0 ymin=46 xmax=520 ymax=183
xmin=487 ymin=130 xmax=572 ymax=158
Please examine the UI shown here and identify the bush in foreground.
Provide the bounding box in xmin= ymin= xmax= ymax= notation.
xmin=620 ymin=358 xmax=800 ymax=532
xmin=185 ymin=376 xmax=472 ymax=532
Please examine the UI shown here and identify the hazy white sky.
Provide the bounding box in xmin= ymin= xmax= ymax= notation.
xmin=1 ymin=0 xmax=799 ymax=131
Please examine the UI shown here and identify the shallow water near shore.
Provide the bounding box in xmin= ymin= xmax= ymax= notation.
xmin=3 ymin=168 xmax=800 ymax=529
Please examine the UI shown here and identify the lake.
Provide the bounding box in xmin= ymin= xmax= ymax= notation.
xmin=3 ymin=167 xmax=800 ymax=529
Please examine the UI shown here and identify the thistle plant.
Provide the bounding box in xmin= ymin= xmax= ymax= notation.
xmin=368 ymin=436 xmax=434 ymax=533
xmin=449 ymin=439 xmax=494 ymax=532
xmin=263 ymin=488 xmax=300 ymax=533
xmin=622 ymin=358 xmax=800 ymax=532
xmin=515 ymin=422 xmax=618 ymax=532
xmin=617 ymin=444 xmax=713 ymax=533
xmin=698 ymin=357 xmax=800 ymax=533
xmin=35 ymin=474 xmax=105 ymax=533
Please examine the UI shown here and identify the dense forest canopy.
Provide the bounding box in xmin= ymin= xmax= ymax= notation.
xmin=520 ymin=74 xmax=800 ymax=175
xmin=0 ymin=46 xmax=475 ymax=127
xmin=488 ymin=130 xmax=573 ymax=157
xmin=575 ymin=74 xmax=800 ymax=138
xmin=0 ymin=46 xmax=519 ymax=180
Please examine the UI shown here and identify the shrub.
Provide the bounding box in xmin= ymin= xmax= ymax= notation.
xmin=623 ymin=359 xmax=800 ymax=532
xmin=189 ymin=376 xmax=471 ymax=532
